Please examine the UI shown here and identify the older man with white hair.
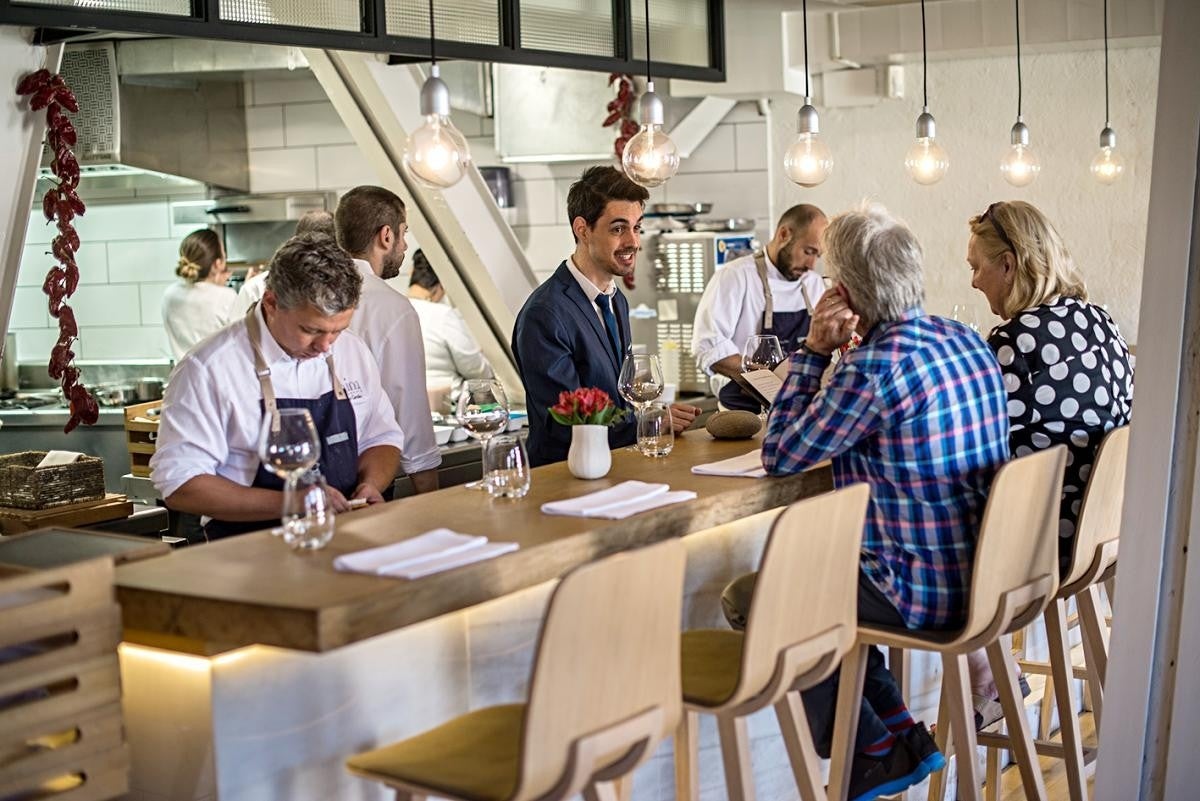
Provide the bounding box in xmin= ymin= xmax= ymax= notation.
xmin=721 ymin=204 xmax=1010 ymax=801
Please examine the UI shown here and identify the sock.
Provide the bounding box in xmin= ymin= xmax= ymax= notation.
xmin=879 ymin=704 xmax=916 ymax=735
xmin=862 ymin=731 xmax=895 ymax=758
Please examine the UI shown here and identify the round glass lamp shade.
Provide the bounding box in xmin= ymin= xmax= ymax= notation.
xmin=904 ymin=137 xmax=949 ymax=185
xmin=404 ymin=115 xmax=472 ymax=189
xmin=784 ymin=133 xmax=834 ymax=188
xmin=1000 ymin=143 xmax=1041 ymax=187
xmin=1090 ymin=146 xmax=1124 ymax=185
xmin=621 ymin=125 xmax=680 ymax=188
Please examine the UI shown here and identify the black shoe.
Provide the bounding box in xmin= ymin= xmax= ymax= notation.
xmin=846 ymin=737 xmax=929 ymax=801
xmin=902 ymin=723 xmax=947 ymax=776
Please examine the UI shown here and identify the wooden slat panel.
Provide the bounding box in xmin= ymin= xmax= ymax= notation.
xmin=0 ymin=559 xmax=114 ymax=643
xmin=0 ymin=743 xmax=129 ymax=801
xmin=0 ymin=654 xmax=120 ymax=740
xmin=0 ymin=608 xmax=121 ymax=701
xmin=0 ymin=702 xmax=123 ymax=782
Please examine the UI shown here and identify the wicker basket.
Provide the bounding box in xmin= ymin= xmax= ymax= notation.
xmin=0 ymin=451 xmax=106 ymax=510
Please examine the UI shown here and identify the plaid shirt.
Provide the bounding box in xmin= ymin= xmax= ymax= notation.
xmin=763 ymin=308 xmax=1009 ymax=630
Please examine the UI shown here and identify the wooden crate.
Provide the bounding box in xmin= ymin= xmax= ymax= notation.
xmin=123 ymin=401 xmax=161 ymax=478
xmin=0 ymin=558 xmax=128 ymax=801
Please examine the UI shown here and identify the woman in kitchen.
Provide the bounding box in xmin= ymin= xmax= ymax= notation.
xmin=161 ymin=228 xmax=237 ymax=361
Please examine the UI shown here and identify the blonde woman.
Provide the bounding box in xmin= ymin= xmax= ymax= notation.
xmin=964 ymin=200 xmax=1133 ymax=727
xmin=161 ymin=229 xmax=237 ymax=361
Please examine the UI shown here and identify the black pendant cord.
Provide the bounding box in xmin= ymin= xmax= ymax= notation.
xmin=1015 ymin=0 xmax=1022 ymax=117
xmin=802 ymin=0 xmax=810 ymax=97
xmin=644 ymin=0 xmax=652 ymax=83
xmin=428 ymin=0 xmax=436 ymax=65
xmin=1103 ymin=0 xmax=1110 ymax=125
xmin=921 ymin=0 xmax=928 ymax=107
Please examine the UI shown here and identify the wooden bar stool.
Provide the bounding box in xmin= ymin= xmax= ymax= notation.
xmin=826 ymin=446 xmax=1068 ymax=801
xmin=979 ymin=425 xmax=1129 ymax=801
xmin=674 ymin=483 xmax=871 ymax=801
xmin=345 ymin=539 xmax=687 ymax=801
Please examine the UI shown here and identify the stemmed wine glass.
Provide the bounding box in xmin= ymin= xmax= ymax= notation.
xmin=257 ymin=408 xmax=321 ymax=538
xmin=618 ymin=352 xmax=664 ymax=453
xmin=457 ymin=379 xmax=510 ymax=490
xmin=952 ymin=304 xmax=981 ymax=333
xmin=742 ymin=334 xmax=785 ymax=417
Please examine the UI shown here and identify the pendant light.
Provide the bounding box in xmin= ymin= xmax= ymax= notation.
xmin=621 ymin=0 xmax=680 ymax=188
xmin=904 ymin=0 xmax=948 ymax=185
xmin=1090 ymin=0 xmax=1124 ymax=184
xmin=1000 ymin=0 xmax=1040 ymax=187
xmin=403 ymin=0 xmax=472 ymax=189
xmin=784 ymin=0 xmax=833 ymax=187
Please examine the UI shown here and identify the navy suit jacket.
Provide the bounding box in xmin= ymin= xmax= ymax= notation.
xmin=512 ymin=262 xmax=635 ymax=467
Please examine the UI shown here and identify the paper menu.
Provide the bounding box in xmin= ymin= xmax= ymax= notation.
xmin=739 ymin=370 xmax=783 ymax=406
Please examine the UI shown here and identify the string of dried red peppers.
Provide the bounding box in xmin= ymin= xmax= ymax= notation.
xmin=16 ymin=68 xmax=97 ymax=433
xmin=603 ymin=73 xmax=639 ymax=290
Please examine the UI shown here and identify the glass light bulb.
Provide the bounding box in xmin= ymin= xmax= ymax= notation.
xmin=1090 ymin=146 xmax=1124 ymax=185
xmin=621 ymin=124 xmax=680 ymax=188
xmin=404 ymin=114 xmax=472 ymax=189
xmin=784 ymin=132 xmax=834 ymax=188
xmin=904 ymin=137 xmax=949 ymax=185
xmin=1000 ymin=143 xmax=1041 ymax=187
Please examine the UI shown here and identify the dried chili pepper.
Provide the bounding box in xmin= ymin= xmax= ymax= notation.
xmin=57 ymin=305 xmax=78 ymax=339
xmin=16 ymin=69 xmax=51 ymax=96
xmin=42 ymin=188 xmax=58 ymax=221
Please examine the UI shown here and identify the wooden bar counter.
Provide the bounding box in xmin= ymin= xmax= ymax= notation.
xmin=115 ymin=431 xmax=833 ymax=654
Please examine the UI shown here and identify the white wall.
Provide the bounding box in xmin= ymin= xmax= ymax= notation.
xmin=771 ymin=46 xmax=1160 ymax=344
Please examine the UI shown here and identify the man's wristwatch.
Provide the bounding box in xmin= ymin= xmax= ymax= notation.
xmin=797 ymin=339 xmax=833 ymax=358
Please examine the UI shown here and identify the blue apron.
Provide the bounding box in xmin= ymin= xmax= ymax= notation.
xmin=204 ymin=307 xmax=361 ymax=541
xmin=719 ymin=254 xmax=812 ymax=413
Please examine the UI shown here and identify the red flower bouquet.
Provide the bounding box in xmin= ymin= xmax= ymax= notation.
xmin=549 ymin=387 xmax=628 ymax=427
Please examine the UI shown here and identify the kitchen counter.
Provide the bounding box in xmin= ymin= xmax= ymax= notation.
xmin=115 ymin=430 xmax=831 ymax=654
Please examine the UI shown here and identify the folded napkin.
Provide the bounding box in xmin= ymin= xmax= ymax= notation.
xmin=37 ymin=450 xmax=84 ymax=468
xmin=691 ymin=450 xmax=768 ymax=478
xmin=541 ymin=480 xmax=697 ymax=520
xmin=334 ymin=528 xmax=516 ymax=578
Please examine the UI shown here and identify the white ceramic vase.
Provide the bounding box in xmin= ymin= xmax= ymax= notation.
xmin=567 ymin=424 xmax=611 ymax=480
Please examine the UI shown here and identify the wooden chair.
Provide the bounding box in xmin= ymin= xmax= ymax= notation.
xmin=674 ymin=483 xmax=871 ymax=801
xmin=826 ymin=445 xmax=1068 ymax=801
xmin=979 ymin=425 xmax=1129 ymax=801
xmin=346 ymin=538 xmax=687 ymax=801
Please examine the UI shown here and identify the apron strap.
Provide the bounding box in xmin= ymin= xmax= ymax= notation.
xmin=755 ymin=253 xmax=774 ymax=330
xmin=326 ymin=353 xmax=347 ymax=401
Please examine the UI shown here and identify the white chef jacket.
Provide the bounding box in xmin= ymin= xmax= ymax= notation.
xmin=150 ymin=303 xmax=405 ymax=500
xmin=349 ymin=259 xmax=442 ymax=476
xmin=690 ymin=253 xmax=826 ymax=374
xmin=408 ymin=296 xmax=494 ymax=397
xmin=161 ymin=280 xmax=238 ymax=361
xmin=232 ymin=270 xmax=268 ymax=319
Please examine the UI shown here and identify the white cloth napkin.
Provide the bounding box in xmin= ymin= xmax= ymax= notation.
xmin=541 ymin=480 xmax=697 ymax=520
xmin=333 ymin=528 xmax=516 ymax=578
xmin=37 ymin=450 xmax=84 ymax=468
xmin=691 ymin=450 xmax=768 ymax=478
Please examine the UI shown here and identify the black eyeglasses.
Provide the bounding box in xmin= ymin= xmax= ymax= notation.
xmin=979 ymin=202 xmax=1017 ymax=255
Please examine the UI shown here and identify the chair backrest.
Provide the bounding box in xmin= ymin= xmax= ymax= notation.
xmin=516 ymin=538 xmax=686 ymax=801
xmin=962 ymin=446 xmax=1067 ymax=646
xmin=1061 ymin=425 xmax=1130 ymax=592
xmin=735 ymin=483 xmax=870 ymax=704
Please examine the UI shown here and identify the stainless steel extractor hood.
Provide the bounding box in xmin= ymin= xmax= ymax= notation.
xmin=45 ymin=42 xmax=250 ymax=192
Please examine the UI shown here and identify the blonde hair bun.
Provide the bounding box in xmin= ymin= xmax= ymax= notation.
xmin=176 ymin=258 xmax=202 ymax=282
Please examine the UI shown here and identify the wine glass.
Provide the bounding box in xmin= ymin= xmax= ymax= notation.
xmin=457 ymin=379 xmax=510 ymax=491
xmin=742 ymin=334 xmax=785 ymax=417
xmin=619 ymin=352 xmax=664 ymax=453
xmin=257 ymin=408 xmax=321 ymax=480
xmin=952 ymin=304 xmax=981 ymax=333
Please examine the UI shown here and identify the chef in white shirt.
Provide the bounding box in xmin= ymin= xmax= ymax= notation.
xmin=233 ymin=209 xmax=336 ymax=319
xmin=161 ymin=228 xmax=237 ymax=361
xmin=151 ymin=233 xmax=405 ymax=540
xmin=334 ymin=186 xmax=441 ymax=494
xmin=691 ymin=204 xmax=828 ymax=411
xmin=406 ymin=249 xmax=494 ymax=405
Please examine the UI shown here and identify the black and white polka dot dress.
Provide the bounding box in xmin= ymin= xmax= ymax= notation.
xmin=987 ymin=296 xmax=1134 ymax=572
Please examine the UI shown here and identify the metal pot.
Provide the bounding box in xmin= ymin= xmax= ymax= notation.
xmin=92 ymin=384 xmax=139 ymax=407
xmin=136 ymin=378 xmax=164 ymax=402
xmin=646 ymin=202 xmax=712 ymax=217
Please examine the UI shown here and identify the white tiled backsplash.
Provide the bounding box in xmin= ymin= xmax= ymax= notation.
xmin=9 ymin=71 xmax=771 ymax=368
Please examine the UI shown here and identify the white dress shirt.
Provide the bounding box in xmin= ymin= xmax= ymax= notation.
xmin=232 ymin=271 xmax=268 ymax=319
xmin=349 ymin=259 xmax=442 ymax=476
xmin=691 ymin=253 xmax=826 ymax=373
xmin=565 ymin=256 xmax=616 ymax=326
xmin=408 ymin=296 xmax=494 ymax=397
xmin=161 ymin=280 xmax=238 ymax=361
xmin=150 ymin=304 xmax=405 ymax=500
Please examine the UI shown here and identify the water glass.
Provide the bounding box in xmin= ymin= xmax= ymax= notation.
xmin=281 ymin=472 xmax=336 ymax=551
xmin=484 ymin=434 xmax=531 ymax=499
xmin=637 ymin=402 xmax=674 ymax=457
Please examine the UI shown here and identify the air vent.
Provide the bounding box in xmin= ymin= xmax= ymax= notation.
xmin=51 ymin=44 xmax=120 ymax=165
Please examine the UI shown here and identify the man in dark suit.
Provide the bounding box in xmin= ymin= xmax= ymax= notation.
xmin=513 ymin=166 xmax=700 ymax=466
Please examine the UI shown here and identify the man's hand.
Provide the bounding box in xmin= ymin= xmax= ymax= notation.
xmin=806 ymin=287 xmax=860 ymax=356
xmin=351 ymin=482 xmax=386 ymax=506
xmin=668 ymin=403 xmax=702 ymax=434
xmin=325 ymin=485 xmax=352 ymax=513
